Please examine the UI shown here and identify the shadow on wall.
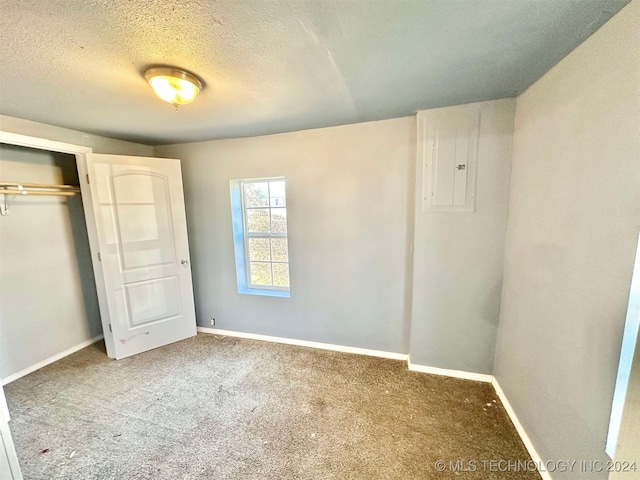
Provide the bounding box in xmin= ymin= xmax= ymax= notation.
xmin=52 ymin=151 xmax=102 ymax=338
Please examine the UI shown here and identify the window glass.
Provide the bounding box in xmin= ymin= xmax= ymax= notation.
xmin=240 ymin=179 xmax=290 ymax=291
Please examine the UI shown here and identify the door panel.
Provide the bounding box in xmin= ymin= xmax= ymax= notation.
xmin=83 ymin=154 xmax=196 ymax=359
xmin=124 ymin=276 xmax=181 ymax=326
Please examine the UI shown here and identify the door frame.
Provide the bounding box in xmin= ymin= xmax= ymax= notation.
xmin=0 ymin=385 xmax=21 ymax=480
xmin=74 ymin=155 xmax=116 ymax=357
xmin=0 ymin=132 xmax=92 ymax=155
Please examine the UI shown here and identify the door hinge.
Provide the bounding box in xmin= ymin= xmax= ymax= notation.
xmin=98 ymin=251 xmax=101 ymax=262
xmin=86 ymin=174 xmax=90 ymax=184
xmin=108 ymin=324 xmax=112 ymax=332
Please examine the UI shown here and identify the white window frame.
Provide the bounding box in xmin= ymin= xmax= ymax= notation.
xmin=240 ymin=178 xmax=290 ymax=292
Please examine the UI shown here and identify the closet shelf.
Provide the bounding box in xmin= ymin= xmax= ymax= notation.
xmin=0 ymin=181 xmax=81 ymax=215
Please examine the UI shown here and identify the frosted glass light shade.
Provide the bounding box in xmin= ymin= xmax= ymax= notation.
xmin=144 ymin=67 xmax=203 ymax=107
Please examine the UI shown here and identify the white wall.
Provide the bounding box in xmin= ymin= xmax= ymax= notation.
xmin=409 ymin=99 xmax=515 ymax=373
xmin=155 ymin=118 xmax=414 ymax=353
xmin=494 ymin=1 xmax=640 ymax=477
xmin=0 ymin=118 xmax=153 ymax=381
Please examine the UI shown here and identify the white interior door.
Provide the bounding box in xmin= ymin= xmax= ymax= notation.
xmin=79 ymin=154 xmax=196 ymax=359
xmin=0 ymin=386 xmax=22 ymax=480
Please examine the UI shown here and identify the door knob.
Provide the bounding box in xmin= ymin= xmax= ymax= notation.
xmin=181 ymin=259 xmax=189 ymax=265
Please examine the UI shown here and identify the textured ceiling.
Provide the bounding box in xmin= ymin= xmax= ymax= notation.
xmin=0 ymin=0 xmax=630 ymax=145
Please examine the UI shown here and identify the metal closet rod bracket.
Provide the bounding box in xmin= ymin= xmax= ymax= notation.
xmin=0 ymin=185 xmax=22 ymax=216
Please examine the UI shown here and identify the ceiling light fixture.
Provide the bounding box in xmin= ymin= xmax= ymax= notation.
xmin=144 ymin=67 xmax=203 ymax=110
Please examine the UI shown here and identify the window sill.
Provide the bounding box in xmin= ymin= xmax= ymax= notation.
xmin=238 ymin=287 xmax=290 ymax=298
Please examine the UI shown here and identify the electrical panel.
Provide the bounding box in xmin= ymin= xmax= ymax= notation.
xmin=418 ymin=108 xmax=480 ymax=213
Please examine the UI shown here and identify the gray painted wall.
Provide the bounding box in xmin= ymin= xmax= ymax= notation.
xmin=156 ymin=100 xmax=513 ymax=374
xmin=155 ymin=118 xmax=413 ymax=354
xmin=0 ymin=145 xmax=101 ymax=379
xmin=494 ymin=1 xmax=640 ymax=477
xmin=409 ymin=99 xmax=515 ymax=373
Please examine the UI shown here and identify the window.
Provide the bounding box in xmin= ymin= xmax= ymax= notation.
xmin=230 ymin=177 xmax=290 ymax=297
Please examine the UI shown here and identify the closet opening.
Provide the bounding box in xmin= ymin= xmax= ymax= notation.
xmin=0 ymin=143 xmax=103 ymax=384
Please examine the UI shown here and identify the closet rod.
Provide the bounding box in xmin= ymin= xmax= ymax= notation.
xmin=1 ymin=181 xmax=81 ymax=215
xmin=0 ymin=189 xmax=79 ymax=197
xmin=0 ymin=181 xmax=79 ymax=190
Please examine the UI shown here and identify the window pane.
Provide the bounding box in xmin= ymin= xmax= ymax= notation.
xmin=244 ymin=182 xmax=269 ymax=208
xmin=247 ymin=209 xmax=270 ymax=233
xmin=269 ymin=180 xmax=286 ymax=207
xmin=250 ymin=262 xmax=272 ymax=286
xmin=273 ymin=263 xmax=290 ymax=288
xmin=270 ymin=238 xmax=288 ymax=262
xmin=270 ymin=208 xmax=287 ymax=233
xmin=249 ymin=238 xmax=270 ymax=261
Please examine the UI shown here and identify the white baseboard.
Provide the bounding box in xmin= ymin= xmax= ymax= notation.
xmin=1 ymin=335 xmax=104 ymax=386
xmin=492 ymin=378 xmax=552 ymax=480
xmin=1 ymin=326 xmax=548 ymax=480
xmin=204 ymin=326 xmax=546 ymax=479
xmin=407 ymin=356 xmax=493 ymax=382
xmin=196 ymin=327 xmax=408 ymax=361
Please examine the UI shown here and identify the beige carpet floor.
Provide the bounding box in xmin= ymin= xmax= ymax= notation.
xmin=4 ymin=333 xmax=540 ymax=479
